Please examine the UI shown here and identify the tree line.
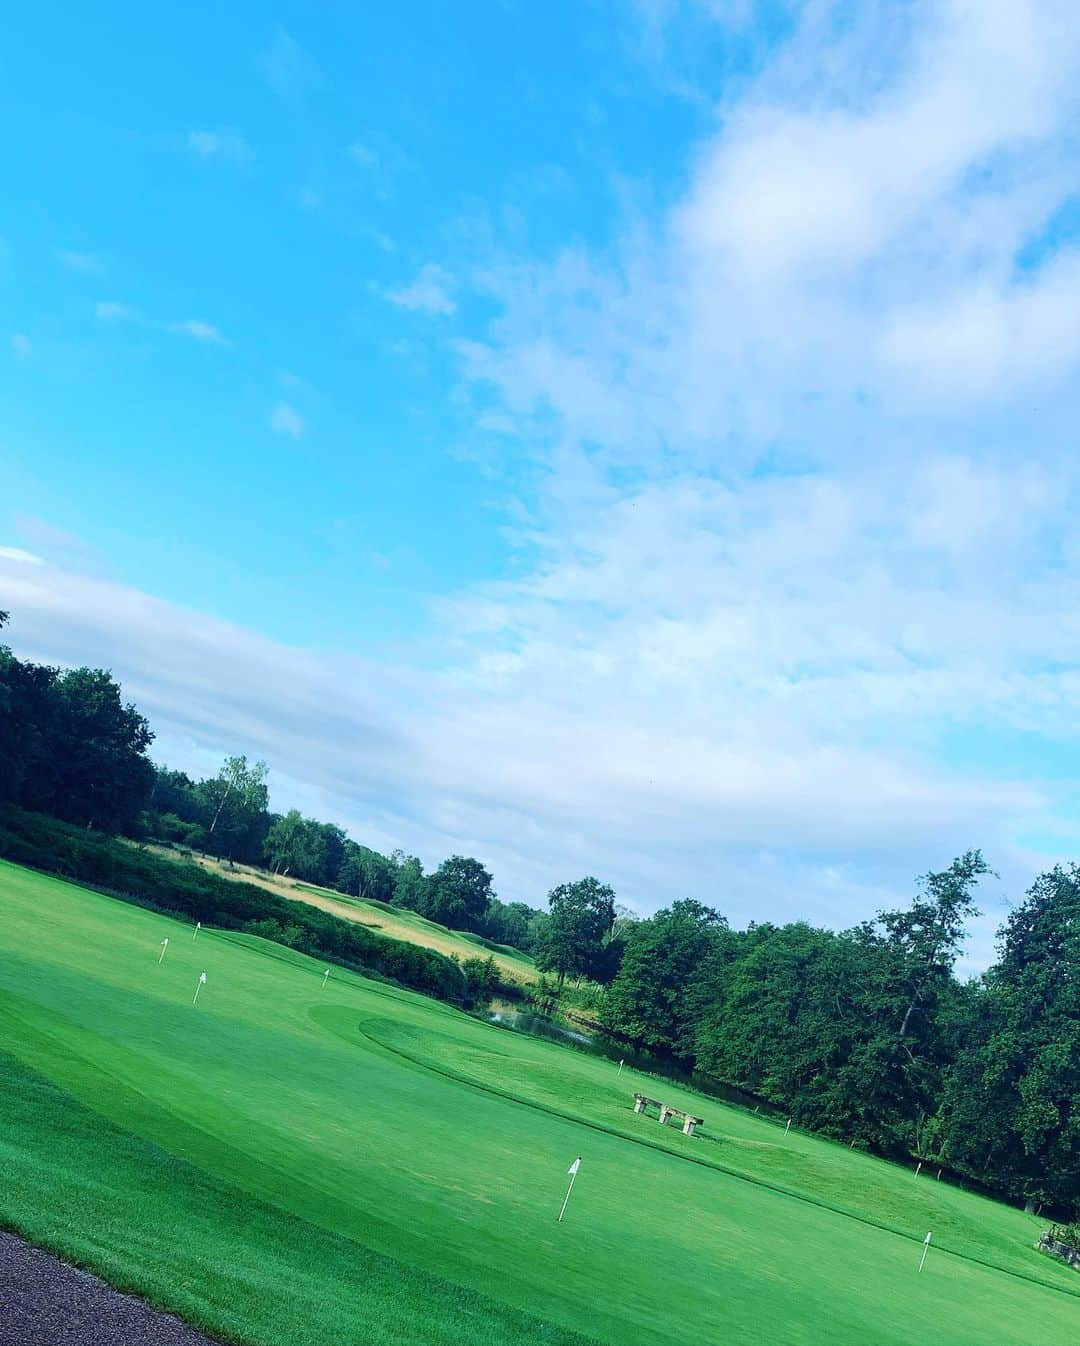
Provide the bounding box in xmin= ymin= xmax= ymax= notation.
xmin=598 ymin=862 xmax=1079 ymax=1217
xmin=0 ymin=610 xmax=1076 ymax=1216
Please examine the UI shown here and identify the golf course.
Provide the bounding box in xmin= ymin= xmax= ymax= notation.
xmin=142 ymin=845 xmax=540 ymax=986
xmin=1 ymin=858 xmax=1077 ymax=1345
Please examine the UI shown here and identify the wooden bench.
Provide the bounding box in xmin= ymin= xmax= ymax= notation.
xmin=633 ymin=1092 xmax=703 ymax=1137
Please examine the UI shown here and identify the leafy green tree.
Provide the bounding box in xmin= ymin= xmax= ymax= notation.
xmin=841 ymin=852 xmax=989 ymax=1150
xmin=943 ymin=866 xmax=1080 ymax=1212
xmin=481 ymin=898 xmax=534 ymax=949
xmin=0 ymin=646 xmax=59 ymax=808
xmin=535 ymin=877 xmax=616 ymax=987
xmin=199 ymin=755 xmax=269 ymax=861
xmin=461 ymin=954 xmax=501 ymax=1003
xmin=44 ymin=667 xmax=154 ymax=831
xmin=424 ymin=855 xmax=494 ymax=929
xmin=602 ymin=900 xmax=725 ymax=1054
xmin=694 ymin=922 xmax=864 ymax=1125
xmin=265 ymin=809 xmax=311 ymax=876
xmin=337 ymin=841 xmax=395 ymax=903
xmin=391 ymin=852 xmax=429 ymax=911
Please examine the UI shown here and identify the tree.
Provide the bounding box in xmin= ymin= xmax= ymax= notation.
xmin=534 ymin=877 xmax=616 ymax=986
xmin=199 ymin=756 xmax=269 ymax=861
xmin=943 ymin=866 xmax=1080 ymax=1212
xmin=391 ymin=852 xmax=429 ymax=912
xmin=0 ymin=646 xmax=59 ymax=808
xmin=839 ymin=852 xmax=989 ymax=1150
xmin=265 ymin=809 xmax=308 ymax=875
xmin=603 ymin=900 xmax=725 ymax=1054
xmin=46 ymin=667 xmax=154 ymax=831
xmin=875 ymin=851 xmax=990 ymax=1042
xmin=337 ymin=842 xmax=395 ymax=903
xmin=693 ymin=922 xmax=867 ymax=1129
xmin=425 ymin=855 xmax=494 ymax=929
xmin=461 ymin=954 xmax=501 ymax=1003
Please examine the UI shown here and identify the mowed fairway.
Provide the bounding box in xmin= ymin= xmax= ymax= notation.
xmin=0 ymin=861 xmax=1077 ymax=1346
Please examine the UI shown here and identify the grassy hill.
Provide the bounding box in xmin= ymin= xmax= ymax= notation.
xmin=143 ymin=843 xmax=540 ymax=985
xmin=0 ymin=859 xmax=1076 ymax=1345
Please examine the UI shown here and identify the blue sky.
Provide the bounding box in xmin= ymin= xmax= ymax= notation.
xmin=3 ymin=2 xmax=1080 ymax=967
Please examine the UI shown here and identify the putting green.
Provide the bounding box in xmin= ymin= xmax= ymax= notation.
xmin=0 ymin=860 xmax=1076 ymax=1346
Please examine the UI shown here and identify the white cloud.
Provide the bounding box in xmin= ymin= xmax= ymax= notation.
xmin=186 ymin=128 xmax=253 ymax=162
xmin=348 ymin=142 xmax=378 ymax=168
xmin=1 ymin=546 xmax=1048 ymax=936
xmin=7 ymin=2 xmax=1079 ymax=958
xmin=294 ymin=185 xmax=322 ymax=211
xmin=57 ymin=249 xmax=103 ymax=275
xmin=256 ymin=27 xmax=324 ymax=98
xmin=270 ymin=401 xmax=304 ymax=439
xmin=0 ymin=546 xmax=43 ymax=565
xmin=384 ymin=264 xmax=456 ymax=316
xmin=95 ymin=301 xmax=136 ymax=321
xmin=167 ymin=319 xmax=227 ymax=345
xmin=10 ymin=333 xmax=30 ymax=357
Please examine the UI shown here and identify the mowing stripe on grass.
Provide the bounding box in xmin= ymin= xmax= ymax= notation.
xmin=354 ymin=1016 xmax=1080 ymax=1304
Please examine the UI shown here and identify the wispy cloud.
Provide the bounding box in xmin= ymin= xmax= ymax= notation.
xmin=57 ymin=249 xmax=103 ymax=275
xmin=95 ymin=301 xmax=136 ymax=321
xmin=186 ymin=128 xmax=253 ymax=162
xmin=383 ymin=264 xmax=456 ymax=316
xmin=348 ymin=141 xmax=378 ymax=169
xmin=270 ymin=401 xmax=304 ymax=439
xmin=256 ymin=26 xmax=324 ymax=99
xmin=0 ymin=545 xmax=43 ymax=565
xmin=11 ymin=1 xmax=1080 ymax=965
xmin=167 ymin=319 xmax=227 ymax=345
xmin=10 ymin=333 xmax=30 ymax=358
xmin=293 ymin=185 xmax=322 ymax=212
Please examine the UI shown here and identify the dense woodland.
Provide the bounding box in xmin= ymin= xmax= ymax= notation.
xmin=0 ymin=609 xmax=1077 ymax=1217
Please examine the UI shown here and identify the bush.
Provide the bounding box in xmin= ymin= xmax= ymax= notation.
xmin=0 ymin=805 xmax=466 ymax=1004
xmin=461 ymin=954 xmax=501 ymax=1004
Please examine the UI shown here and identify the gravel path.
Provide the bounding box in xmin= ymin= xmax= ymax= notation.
xmin=0 ymin=1231 xmax=219 ymax=1346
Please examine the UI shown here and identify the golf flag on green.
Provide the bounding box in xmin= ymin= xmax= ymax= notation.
xmin=919 ymin=1231 xmax=932 ymax=1272
xmin=193 ymin=972 xmax=207 ymax=1005
xmin=157 ymin=937 xmax=169 ymax=964
xmin=558 ymin=1157 xmax=581 ymax=1223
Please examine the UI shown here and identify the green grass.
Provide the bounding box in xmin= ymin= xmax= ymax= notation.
xmin=1 ymin=858 xmax=1076 ymax=1346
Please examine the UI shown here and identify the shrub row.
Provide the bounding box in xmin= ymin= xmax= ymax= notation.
xmin=0 ymin=806 xmax=467 ymax=1003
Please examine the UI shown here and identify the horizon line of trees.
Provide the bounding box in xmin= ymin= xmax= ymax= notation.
xmin=1 ymin=609 xmax=1076 ymax=1216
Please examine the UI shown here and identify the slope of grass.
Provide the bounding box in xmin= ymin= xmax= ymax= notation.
xmin=0 ymin=859 xmax=1076 ymax=1346
xmin=146 ymin=844 xmax=539 ymax=984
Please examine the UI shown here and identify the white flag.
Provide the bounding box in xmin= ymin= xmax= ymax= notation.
xmin=568 ymin=1157 xmax=581 ymax=1176
xmin=199 ymin=973 xmax=207 ymax=984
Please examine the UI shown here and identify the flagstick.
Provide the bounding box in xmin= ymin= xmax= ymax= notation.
xmin=193 ymin=922 xmax=201 ymax=941
xmin=322 ymin=968 xmax=330 ymax=989
xmin=785 ymin=1118 xmax=792 ymax=1135
xmin=558 ymin=1158 xmax=582 ymax=1223
xmin=617 ymin=1059 xmax=624 ymax=1077
xmin=158 ymin=938 xmax=169 ymax=964
xmin=918 ymin=1232 xmax=932 ymax=1272
xmin=193 ymin=972 xmax=207 ymax=1005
